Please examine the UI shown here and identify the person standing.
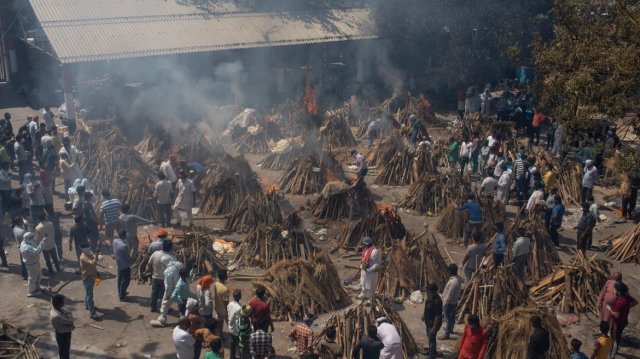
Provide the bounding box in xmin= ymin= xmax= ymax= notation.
xmin=492 ymin=223 xmax=506 ymax=266
xmin=510 ymin=228 xmax=530 ymax=280
xmin=422 ymin=283 xmax=443 ymax=359
xmin=20 ymin=232 xmax=43 ymax=296
xmin=480 ymin=175 xmax=498 ymax=198
xmin=43 ymin=106 xmax=55 ymax=130
xmin=289 ymin=316 xmax=315 ymax=357
xmin=81 ymin=192 xmax=100 ymax=252
xmin=353 ymin=324 xmax=384 ymax=359
xmin=591 ymin=322 xmax=613 ymax=359
xmin=366 ymin=119 xmax=379 ymax=148
xmin=463 ymin=236 xmax=485 ymax=281
xmin=459 ymin=137 xmax=473 ymax=179
xmin=50 ymin=294 xmax=74 ymax=359
xmin=161 ymin=155 xmax=178 ymax=183
xmin=607 ymin=281 xmax=638 ymax=358
xmin=576 ymin=202 xmax=597 ymax=253
xmin=147 ymin=239 xmax=175 ymax=313
xmin=569 ymin=338 xmax=588 ymax=359
xmin=99 ymin=190 xmax=122 ymax=242
xmin=205 ymin=339 xmax=224 ymax=359
xmin=173 ymin=316 xmax=196 ymax=359
xmin=35 ymin=212 xmax=60 ymax=275
xmin=376 ymin=317 xmax=402 ymax=359
xmin=581 ymin=160 xmax=598 ymax=203
xmin=448 ymin=137 xmax=460 ymax=170
xmin=496 ymin=164 xmax=512 ymax=205
xmin=552 ymin=121 xmax=565 ymax=157
xmin=148 ymin=228 xmax=170 ymax=254
xmin=13 ymin=217 xmax=28 ymax=279
xmin=59 ymin=153 xmax=80 ymax=201
xmin=351 ymin=150 xmax=368 ymax=180
xmin=69 ymin=215 xmax=89 ymax=273
xmin=250 ymin=322 xmax=272 ymax=359
xmin=441 ymin=264 xmax=462 ymax=340
xmin=457 ymin=196 xmax=483 ymax=247
xmin=58 ymin=137 xmax=82 ymax=183
xmin=119 ymin=204 xmax=153 ymax=257
xmin=526 ymin=315 xmax=549 ymax=359
xmin=25 ymin=174 xmax=45 ymax=224
xmin=548 ymin=196 xmax=565 ymax=246
xmin=154 ymin=172 xmax=173 ymax=227
xmin=172 ymin=267 xmax=192 ymax=315
xmin=196 ymin=273 xmax=214 ymax=322
xmin=317 ymin=326 xmax=343 ymax=359
xmin=526 ymin=182 xmax=544 ymax=214
xmin=542 ymin=164 xmax=557 ymax=195
xmin=228 ymin=289 xmax=243 ymax=359
xmin=15 ymin=135 xmax=31 ymax=182
xmin=358 ymin=237 xmax=380 ymax=301
xmin=597 ymin=272 xmax=622 ymax=325
xmin=214 ymin=269 xmax=230 ymax=336
xmin=113 ymin=230 xmax=131 ymax=301
xmin=79 ymin=242 xmax=99 ymax=319
xmin=248 ymin=285 xmax=274 ymax=332
xmin=619 ymin=172 xmax=639 ymax=222
xmin=238 ymin=305 xmax=254 ymax=359
xmin=457 ymin=314 xmax=487 ymax=359
xmin=173 ymin=170 xmax=196 ymax=228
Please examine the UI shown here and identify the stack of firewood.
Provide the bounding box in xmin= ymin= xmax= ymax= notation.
xmin=0 ymin=321 xmax=40 ymax=358
xmin=276 ymin=151 xmax=345 ymax=195
xmin=530 ymin=252 xmax=611 ymax=315
xmin=534 ymin=150 xmax=582 ymax=206
xmin=338 ymin=205 xmax=407 ymax=250
xmin=435 ymin=196 xmax=506 ymax=245
xmin=374 ymin=147 xmax=416 ymax=186
xmin=315 ymin=299 xmax=419 ymax=359
xmin=233 ymin=224 xmax=316 ymax=268
xmin=224 ymin=193 xmax=283 ymax=233
xmin=365 ymin=133 xmax=404 ymax=167
xmin=253 ymin=251 xmax=351 ymax=321
xmin=312 ymin=179 xmax=376 ymax=220
xmin=400 ymin=175 xmax=470 ymax=215
xmin=233 ymin=125 xmax=275 ymax=154
xmin=320 ymin=116 xmax=357 ymax=149
xmin=199 ymin=154 xmax=263 ymax=215
xmin=605 ymin=224 xmax=640 ymax=263
xmin=456 ymin=260 xmax=529 ymax=323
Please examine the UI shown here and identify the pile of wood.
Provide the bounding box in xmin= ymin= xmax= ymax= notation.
xmin=174 ymin=232 xmax=227 ymax=276
xmin=233 ymin=125 xmax=273 ymax=154
xmin=320 ymin=116 xmax=357 ymax=149
xmin=174 ymin=135 xmax=221 ymax=165
xmin=356 ymin=116 xmax=397 ymax=141
xmin=399 ymin=175 xmax=470 ymax=214
xmin=312 ymin=179 xmax=376 ymax=220
xmin=435 ymin=197 xmax=506 ymax=244
xmin=259 ymin=138 xmax=305 ymax=170
xmin=484 ymin=307 xmax=570 ymax=359
xmin=338 ymin=205 xmax=407 ymax=250
xmin=276 ymin=151 xmax=346 ymax=195
xmin=324 ymin=96 xmax=370 ymax=127
xmin=134 ymin=124 xmax=218 ymax=164
xmin=434 ymin=204 xmax=467 ymax=240
xmin=376 ymin=233 xmax=449 ymax=299
xmin=224 ymin=193 xmax=283 ymax=233
xmin=254 ymin=251 xmax=350 ymax=321
xmin=132 ymin=250 xmax=152 ymax=283
xmin=530 ymin=252 xmax=611 ymax=315
xmin=316 ymin=299 xmax=419 ymax=359
xmin=510 ymin=216 xmax=562 ymax=281
xmin=413 ymin=140 xmax=446 ymax=177
xmin=0 ymin=321 xmax=40 ymax=358
xmin=456 ymin=263 xmax=529 ymax=323
xmin=268 ymin=98 xmax=317 ymax=137
xmin=199 ymin=154 xmax=263 ymax=214
xmin=365 ymin=133 xmax=404 ymax=167
xmin=534 ymin=150 xmax=582 ymax=206
xmin=606 ymin=224 xmax=640 ymax=263
xmin=233 ymin=224 xmax=316 ymax=268
xmin=374 ymin=147 xmax=416 ymax=186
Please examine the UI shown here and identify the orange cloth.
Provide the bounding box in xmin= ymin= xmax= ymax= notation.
xmin=532 ymin=111 xmax=544 ymax=127
xmin=458 ymin=323 xmax=487 ymax=359
xmin=198 ymin=275 xmax=214 ymax=290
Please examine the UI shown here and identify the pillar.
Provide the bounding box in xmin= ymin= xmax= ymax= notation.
xmin=61 ymin=64 xmax=76 ymax=134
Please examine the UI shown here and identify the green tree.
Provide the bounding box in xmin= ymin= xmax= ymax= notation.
xmin=533 ymin=0 xmax=640 ymax=131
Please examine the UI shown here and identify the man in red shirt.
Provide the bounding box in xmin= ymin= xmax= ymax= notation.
xmin=457 ymin=314 xmax=486 ymax=359
xmin=289 ymin=315 xmax=314 ymax=357
xmin=248 ymin=285 xmax=274 ymax=332
xmin=607 ymin=281 xmax=638 ymax=358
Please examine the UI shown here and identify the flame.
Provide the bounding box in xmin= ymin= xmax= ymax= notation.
xmin=266 ymin=183 xmax=280 ymax=195
xmin=325 ymin=168 xmax=339 ymax=182
xmin=304 ymin=75 xmax=318 ymax=116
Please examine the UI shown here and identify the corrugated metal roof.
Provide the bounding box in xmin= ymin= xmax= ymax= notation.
xmin=27 ymin=0 xmax=376 ymax=63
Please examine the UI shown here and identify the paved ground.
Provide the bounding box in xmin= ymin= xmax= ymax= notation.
xmin=0 ymin=101 xmax=639 ymax=358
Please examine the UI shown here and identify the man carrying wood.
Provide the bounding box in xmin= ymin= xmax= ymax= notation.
xmin=358 ymin=237 xmax=380 ymax=301
xmin=510 ymin=227 xmax=530 ymax=280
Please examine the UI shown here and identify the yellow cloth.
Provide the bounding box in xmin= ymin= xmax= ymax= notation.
xmin=594 ymin=335 xmax=613 ymax=359
xmin=213 ymin=282 xmax=229 ymax=317
xmin=543 ymin=170 xmax=557 ymax=192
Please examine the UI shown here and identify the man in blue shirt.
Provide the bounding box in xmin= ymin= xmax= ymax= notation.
xmin=548 ymin=195 xmax=565 ymax=246
xmin=112 ymin=230 xmax=131 ymax=301
xmin=492 ymin=222 xmax=506 ymax=266
xmin=457 ymin=196 xmax=483 ymax=247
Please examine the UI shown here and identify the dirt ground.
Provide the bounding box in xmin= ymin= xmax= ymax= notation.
xmin=0 ymin=104 xmax=639 ymax=359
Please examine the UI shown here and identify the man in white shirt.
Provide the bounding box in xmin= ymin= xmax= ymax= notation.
xmin=510 ymin=227 xmax=531 ymax=279
xmin=526 ymin=182 xmax=544 ymax=213
xmin=376 ymin=317 xmax=402 ymax=359
xmin=160 ymin=155 xmax=178 ymax=183
xmin=227 ymin=289 xmax=243 ymax=359
xmin=496 ymin=166 xmax=512 ymax=205
xmin=480 ymin=175 xmax=498 ymax=198
xmin=441 ymin=264 xmax=462 ymax=340
xmin=154 ymin=172 xmax=173 ymax=227
xmin=172 ymin=316 xmax=195 ymax=359
xmin=172 ymin=171 xmax=196 ymax=228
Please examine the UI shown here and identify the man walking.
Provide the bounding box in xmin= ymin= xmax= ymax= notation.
xmin=69 ymin=215 xmax=89 ymax=273
xmin=457 ymin=314 xmax=487 ymax=359
xmin=581 ymin=160 xmax=598 ymax=203
xmin=214 ymin=269 xmax=230 ymax=336
xmin=463 ymin=236 xmax=485 ymax=281
xmin=113 ymin=230 xmax=131 ymax=301
xmin=119 ymin=204 xmax=154 ymax=257
xmin=35 ymin=213 xmax=60 ymax=275
xmin=173 ymin=170 xmax=196 ymax=228
xmin=50 ymin=294 xmax=74 ymax=359
xmin=154 ymin=258 xmax=184 ymax=326
xmin=422 ymin=283 xmax=443 ymax=359
xmin=154 ymin=172 xmax=173 ymax=227
xmin=147 ymin=239 xmax=175 ymax=313
xmin=510 ymin=228 xmax=530 ymax=280
xmin=20 ymin=232 xmax=43 ymax=297
xmin=358 ymin=237 xmax=380 ymax=301
xmin=99 ymin=190 xmax=122 ymax=242
xmin=440 ymin=264 xmax=462 ymax=341
xmin=79 ymin=242 xmax=100 ymax=319
xmin=576 ymin=202 xmax=596 ymax=253
xmin=228 ymin=289 xmax=243 ymax=359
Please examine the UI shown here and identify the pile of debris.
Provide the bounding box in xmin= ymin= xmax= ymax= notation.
xmin=320 ymin=115 xmax=357 ymax=149
xmin=233 ymin=124 xmax=280 ymax=154
xmin=253 ymin=251 xmax=350 ymax=321
xmin=530 ymin=252 xmax=611 ymax=315
xmin=312 ymin=179 xmax=375 ymax=220
xmin=135 ymin=124 xmax=218 ymax=164
xmin=338 ymin=205 xmax=407 ymax=250
xmin=224 ymin=192 xmax=283 ymax=233
xmin=323 ymin=96 xmax=370 ymax=127
xmin=268 ymin=98 xmax=317 ymax=137
xmin=0 ymin=321 xmax=39 ymax=358
xmin=233 ymin=222 xmax=316 ymax=268
xmin=399 ymin=175 xmax=470 ymax=214
xmin=484 ymin=307 xmax=570 ymax=359
xmin=374 ymin=147 xmax=416 ymax=186
xmin=199 ymin=154 xmax=263 ymax=214
xmin=456 ymin=262 xmax=529 ymax=323
xmin=259 ymin=138 xmax=305 ymax=170
xmin=376 ymin=234 xmax=449 ymax=299
xmin=276 ymin=151 xmax=346 ymax=195
xmin=316 ymin=299 xmax=420 ymax=359
xmin=606 ymin=224 xmax=640 ymax=263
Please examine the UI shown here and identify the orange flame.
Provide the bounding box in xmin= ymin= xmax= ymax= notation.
xmin=304 ymin=75 xmax=318 ymax=116
xmin=325 ymin=168 xmax=339 ymax=182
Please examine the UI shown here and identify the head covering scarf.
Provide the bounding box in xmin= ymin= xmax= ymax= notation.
xmin=198 ymin=275 xmax=214 ymax=290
